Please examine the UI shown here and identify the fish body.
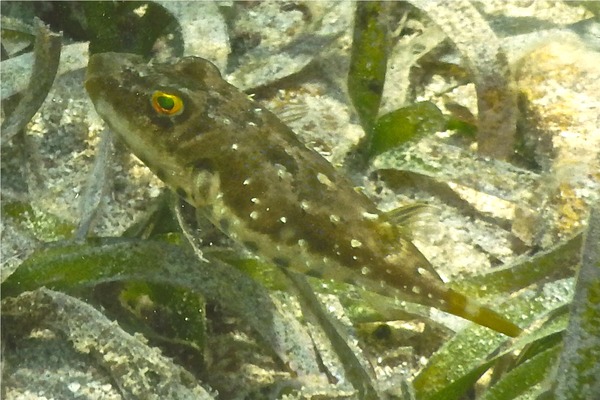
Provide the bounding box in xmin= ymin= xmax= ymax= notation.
xmin=86 ymin=53 xmax=521 ymax=337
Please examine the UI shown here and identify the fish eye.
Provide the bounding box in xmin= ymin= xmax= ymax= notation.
xmin=151 ymin=91 xmax=184 ymax=116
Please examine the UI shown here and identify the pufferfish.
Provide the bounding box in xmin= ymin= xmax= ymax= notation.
xmin=85 ymin=52 xmax=521 ymax=337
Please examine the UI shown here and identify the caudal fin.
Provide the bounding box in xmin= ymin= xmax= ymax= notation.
xmin=444 ymin=288 xmax=522 ymax=337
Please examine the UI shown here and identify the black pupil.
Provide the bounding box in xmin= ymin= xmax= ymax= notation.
xmin=157 ymin=96 xmax=175 ymax=110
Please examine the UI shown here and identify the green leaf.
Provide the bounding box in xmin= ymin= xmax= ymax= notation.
xmin=1 ymin=238 xmax=321 ymax=376
xmin=348 ymin=1 xmax=389 ymax=135
xmin=481 ymin=345 xmax=562 ymax=400
xmin=82 ymin=1 xmax=179 ymax=56
xmin=117 ymin=281 xmax=206 ymax=354
xmin=369 ymin=101 xmax=445 ymax=157
xmin=446 ymin=116 xmax=477 ymax=138
xmin=210 ymin=247 xmax=291 ymax=292
xmin=451 ymin=232 xmax=582 ymax=300
xmin=413 ymin=280 xmax=572 ymax=400
xmin=2 ymin=200 xmax=75 ymax=241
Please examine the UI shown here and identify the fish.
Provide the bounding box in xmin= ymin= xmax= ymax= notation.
xmin=85 ymin=52 xmax=522 ymax=337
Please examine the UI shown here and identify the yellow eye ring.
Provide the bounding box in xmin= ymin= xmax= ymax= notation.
xmin=151 ymin=91 xmax=184 ymax=116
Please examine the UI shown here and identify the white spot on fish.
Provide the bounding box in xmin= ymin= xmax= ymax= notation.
xmin=300 ymin=200 xmax=310 ymax=211
xmin=133 ymin=4 xmax=148 ymax=17
xmin=329 ymin=214 xmax=340 ymax=223
xmin=417 ymin=267 xmax=427 ymax=276
xmin=317 ymin=172 xmax=334 ymax=188
xmin=248 ymin=122 xmax=257 ymax=127
xmin=381 ymin=222 xmax=392 ymax=230
xmin=350 ymin=239 xmax=362 ymax=248
xmin=412 ymin=286 xmax=421 ymax=294
xmin=275 ymin=164 xmax=292 ymax=181
xmin=231 ymin=143 xmax=238 ymax=150
xmin=298 ymin=239 xmax=307 ymax=247
xmin=243 ymin=178 xmax=251 ymax=185
xmin=362 ymin=211 xmax=379 ymax=220
xmin=222 ymin=118 xmax=231 ymax=125
xmin=250 ymin=211 xmax=259 ymax=220
xmin=251 ymin=197 xmax=260 ymax=204
xmin=279 ymin=217 xmax=287 ymax=223
xmin=361 ymin=267 xmax=370 ymax=275
xmin=384 ymin=253 xmax=399 ymax=265
xmin=464 ymin=299 xmax=480 ymax=318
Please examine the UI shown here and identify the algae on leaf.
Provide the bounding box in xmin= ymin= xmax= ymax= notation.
xmin=82 ymin=1 xmax=178 ymax=56
xmin=75 ymin=127 xmax=114 ymax=240
xmin=406 ymin=0 xmax=517 ymax=160
xmin=551 ymin=207 xmax=600 ymax=399
xmin=154 ymin=1 xmax=229 ymax=70
xmin=2 ymin=288 xmax=215 ymax=400
xmin=283 ymin=270 xmax=381 ymax=399
xmin=413 ymin=289 xmax=571 ymax=400
xmin=1 ymin=201 xmax=75 ymax=244
xmin=452 ymin=233 xmax=582 ymax=299
xmin=480 ymin=345 xmax=562 ymax=400
xmin=225 ymin=2 xmax=353 ymax=90
xmin=1 ymin=17 xmax=61 ymax=145
xmin=0 ymin=238 xmax=322 ymax=378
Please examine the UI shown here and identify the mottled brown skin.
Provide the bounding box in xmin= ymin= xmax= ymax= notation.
xmin=86 ymin=53 xmax=521 ymax=337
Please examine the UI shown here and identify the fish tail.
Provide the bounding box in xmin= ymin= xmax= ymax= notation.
xmin=443 ymin=288 xmax=522 ymax=337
